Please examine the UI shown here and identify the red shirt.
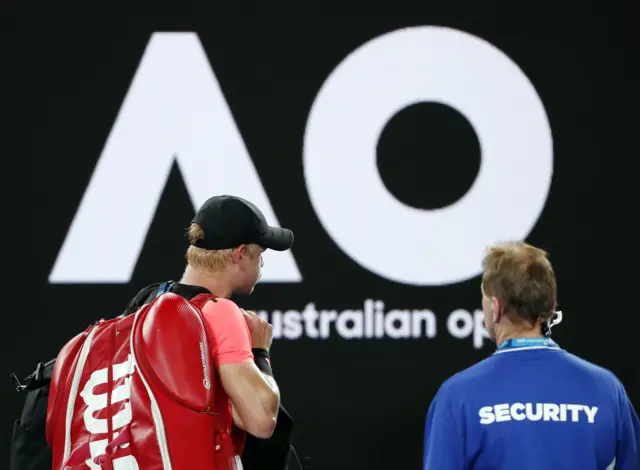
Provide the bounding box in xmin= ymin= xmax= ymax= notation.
xmin=201 ymin=297 xmax=254 ymax=456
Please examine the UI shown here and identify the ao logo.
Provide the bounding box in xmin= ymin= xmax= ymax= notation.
xmin=49 ymin=28 xmax=553 ymax=287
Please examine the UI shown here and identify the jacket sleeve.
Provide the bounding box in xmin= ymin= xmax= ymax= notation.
xmin=616 ymin=380 xmax=640 ymax=470
xmin=423 ymin=384 xmax=466 ymax=470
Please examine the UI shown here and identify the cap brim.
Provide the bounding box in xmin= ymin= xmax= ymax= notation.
xmin=259 ymin=226 xmax=294 ymax=251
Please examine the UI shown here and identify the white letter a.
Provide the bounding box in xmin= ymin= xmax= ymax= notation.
xmin=49 ymin=32 xmax=301 ymax=283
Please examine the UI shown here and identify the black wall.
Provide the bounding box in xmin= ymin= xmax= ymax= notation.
xmin=7 ymin=4 xmax=631 ymax=469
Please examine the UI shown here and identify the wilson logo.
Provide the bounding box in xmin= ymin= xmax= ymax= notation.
xmin=79 ymin=354 xmax=138 ymax=468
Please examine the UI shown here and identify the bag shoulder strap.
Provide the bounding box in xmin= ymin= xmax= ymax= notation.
xmin=155 ymin=281 xmax=173 ymax=297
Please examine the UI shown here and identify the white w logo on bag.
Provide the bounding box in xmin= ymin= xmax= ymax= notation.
xmin=79 ymin=355 xmax=138 ymax=469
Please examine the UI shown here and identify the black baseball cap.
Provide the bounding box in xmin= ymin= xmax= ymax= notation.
xmin=191 ymin=195 xmax=294 ymax=251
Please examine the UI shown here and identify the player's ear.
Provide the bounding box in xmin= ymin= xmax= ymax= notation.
xmin=231 ymin=245 xmax=248 ymax=262
xmin=491 ymin=297 xmax=502 ymax=323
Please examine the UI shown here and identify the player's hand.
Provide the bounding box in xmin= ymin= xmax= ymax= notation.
xmin=242 ymin=309 xmax=273 ymax=351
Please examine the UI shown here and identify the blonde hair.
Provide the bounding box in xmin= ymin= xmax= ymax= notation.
xmin=186 ymin=223 xmax=261 ymax=271
xmin=481 ymin=241 xmax=557 ymax=325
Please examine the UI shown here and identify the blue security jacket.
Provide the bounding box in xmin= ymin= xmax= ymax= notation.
xmin=423 ymin=342 xmax=640 ymax=470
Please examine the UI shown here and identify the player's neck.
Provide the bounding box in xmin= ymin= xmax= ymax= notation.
xmin=495 ymin=325 xmax=543 ymax=347
xmin=180 ymin=265 xmax=233 ymax=298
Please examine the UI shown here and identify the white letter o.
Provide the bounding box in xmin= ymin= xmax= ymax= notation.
xmin=303 ymin=26 xmax=553 ymax=286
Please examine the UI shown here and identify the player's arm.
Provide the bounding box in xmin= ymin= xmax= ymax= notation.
xmin=423 ymin=385 xmax=466 ymax=470
xmin=222 ymin=360 xmax=279 ymax=438
xmin=230 ymin=345 xmax=278 ymax=427
xmin=616 ymin=381 xmax=640 ymax=469
xmin=222 ymin=311 xmax=280 ymax=438
xmin=204 ymin=300 xmax=279 ymax=438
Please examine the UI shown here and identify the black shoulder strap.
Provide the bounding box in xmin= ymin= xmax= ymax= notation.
xmin=121 ymin=281 xmax=166 ymax=316
xmin=156 ymin=281 xmax=174 ymax=297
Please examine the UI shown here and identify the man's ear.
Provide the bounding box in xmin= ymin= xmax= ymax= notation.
xmin=231 ymin=245 xmax=247 ymax=262
xmin=491 ymin=297 xmax=503 ymax=324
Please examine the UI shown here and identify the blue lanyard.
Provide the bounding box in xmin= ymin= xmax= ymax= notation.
xmin=497 ymin=337 xmax=559 ymax=351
